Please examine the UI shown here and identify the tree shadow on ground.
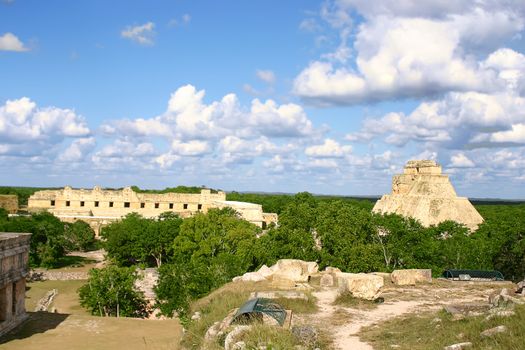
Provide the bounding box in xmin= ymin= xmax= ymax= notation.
xmin=0 ymin=312 xmax=69 ymax=344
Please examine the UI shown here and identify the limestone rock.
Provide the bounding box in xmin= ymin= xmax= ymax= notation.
xmin=480 ymin=325 xmax=507 ymax=338
xmin=443 ymin=342 xmax=472 ymax=350
xmin=372 ymin=160 xmax=484 ymax=230
xmin=224 ymin=326 xmax=251 ymax=350
xmin=336 ymin=273 xmax=384 ymax=300
xmin=272 ymin=259 xmax=319 ymax=283
xmin=320 ymin=274 xmax=334 ymax=287
xmin=391 ymin=269 xmax=432 ymax=286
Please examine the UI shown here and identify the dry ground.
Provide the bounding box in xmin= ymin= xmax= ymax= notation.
xmin=298 ymin=279 xmax=516 ymax=350
xmin=1 ymin=251 xmax=182 ymax=350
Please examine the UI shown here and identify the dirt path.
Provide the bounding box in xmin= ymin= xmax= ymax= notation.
xmin=313 ymin=290 xmax=427 ymax=350
xmin=311 ymin=285 xmax=493 ymax=350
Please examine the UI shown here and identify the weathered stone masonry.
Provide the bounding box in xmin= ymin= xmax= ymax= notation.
xmin=0 ymin=232 xmax=31 ymax=337
xmin=373 ymin=160 xmax=484 ymax=230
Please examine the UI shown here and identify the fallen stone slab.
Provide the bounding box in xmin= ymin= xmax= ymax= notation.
xmin=336 ymin=272 xmax=383 ymax=300
xmin=443 ymin=342 xmax=472 ymax=350
xmin=271 ymin=259 xmax=319 ymax=283
xmin=481 ymin=325 xmax=507 ymax=338
xmin=391 ymin=269 xmax=432 ymax=286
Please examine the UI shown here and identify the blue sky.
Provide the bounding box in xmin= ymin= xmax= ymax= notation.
xmin=1 ymin=0 xmax=525 ymax=198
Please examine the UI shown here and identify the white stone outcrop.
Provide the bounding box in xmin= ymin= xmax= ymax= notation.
xmin=391 ymin=269 xmax=432 ymax=286
xmin=336 ymin=273 xmax=384 ymax=300
xmin=232 ymin=259 xmax=318 ymax=284
xmin=271 ymin=259 xmax=318 ymax=283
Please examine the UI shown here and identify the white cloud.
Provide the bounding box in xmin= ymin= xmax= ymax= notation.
xmin=121 ymin=22 xmax=155 ymax=45
xmin=0 ymin=97 xmax=90 ymax=156
xmin=449 ymin=153 xmax=475 ymax=168
xmin=256 ymin=69 xmax=276 ymax=84
xmin=58 ymin=137 xmax=96 ymax=162
xmin=104 ymin=84 xmax=319 ymax=141
xmin=346 ymin=57 xmax=525 ymax=150
xmin=294 ymin=1 xmax=525 ymax=105
xmin=170 ymin=140 xmax=210 ymax=156
xmin=0 ymin=32 xmax=28 ymax=52
xmin=305 ymin=138 xmax=352 ymax=158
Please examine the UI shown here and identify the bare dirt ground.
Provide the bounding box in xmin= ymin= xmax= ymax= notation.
xmin=307 ymin=280 xmax=513 ymax=350
xmin=1 ymin=312 xmax=182 ymax=350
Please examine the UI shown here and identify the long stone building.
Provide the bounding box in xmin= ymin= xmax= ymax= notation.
xmin=28 ymin=186 xmax=278 ymax=235
xmin=373 ymin=160 xmax=484 ymax=230
xmin=0 ymin=232 xmax=31 ymax=337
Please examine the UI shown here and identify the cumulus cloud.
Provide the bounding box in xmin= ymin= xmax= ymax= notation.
xmin=294 ymin=1 xmax=525 ymax=105
xmin=0 ymin=97 xmax=90 ymax=156
xmin=104 ymin=84 xmax=319 ymax=141
xmin=0 ymin=32 xmax=28 ymax=52
xmin=449 ymin=153 xmax=475 ymax=168
xmin=305 ymin=138 xmax=352 ymax=158
xmin=346 ymin=48 xmax=525 ymax=150
xmin=256 ymin=69 xmax=276 ymax=84
xmin=58 ymin=137 xmax=96 ymax=162
xmin=121 ymin=22 xmax=155 ymax=45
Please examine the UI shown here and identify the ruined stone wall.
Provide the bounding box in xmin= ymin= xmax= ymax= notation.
xmin=0 ymin=195 xmax=18 ymax=214
xmin=0 ymin=232 xmax=31 ymax=337
xmin=28 ymin=186 xmax=278 ymax=232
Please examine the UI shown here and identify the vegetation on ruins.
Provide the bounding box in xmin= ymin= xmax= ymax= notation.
xmin=78 ymin=265 xmax=148 ymax=317
xmin=130 ymin=185 xmax=219 ymax=194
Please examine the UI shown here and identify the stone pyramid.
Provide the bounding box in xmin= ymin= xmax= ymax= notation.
xmin=372 ymin=160 xmax=484 ymax=230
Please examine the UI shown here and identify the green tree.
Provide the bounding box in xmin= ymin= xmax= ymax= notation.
xmin=63 ymin=220 xmax=96 ymax=252
xmin=155 ymin=208 xmax=259 ymax=317
xmin=78 ymin=265 xmax=148 ymax=317
xmin=102 ymin=212 xmax=182 ymax=267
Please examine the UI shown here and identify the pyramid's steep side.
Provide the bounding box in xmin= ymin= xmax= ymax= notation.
xmin=372 ymin=160 xmax=484 ymax=230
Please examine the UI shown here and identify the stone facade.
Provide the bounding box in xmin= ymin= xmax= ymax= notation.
xmin=0 ymin=232 xmax=31 ymax=337
xmin=373 ymin=160 xmax=484 ymax=230
xmin=28 ymin=186 xmax=277 ymax=235
xmin=0 ymin=195 xmax=18 ymax=214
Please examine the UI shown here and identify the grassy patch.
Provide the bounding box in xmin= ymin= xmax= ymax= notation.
xmin=182 ymin=282 xmax=320 ymax=349
xmin=26 ymin=280 xmax=88 ymax=315
xmin=360 ymin=304 xmax=525 ymax=350
xmin=182 ymin=282 xmax=268 ymax=349
xmin=52 ymin=255 xmax=96 ymax=269
xmin=273 ymin=295 xmax=317 ymax=314
xmin=239 ymin=325 xmax=300 ymax=349
xmin=333 ymin=291 xmax=379 ymax=310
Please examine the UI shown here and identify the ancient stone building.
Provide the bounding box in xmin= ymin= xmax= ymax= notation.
xmin=0 ymin=232 xmax=31 ymax=337
xmin=28 ymin=186 xmax=278 ymax=235
xmin=373 ymin=160 xmax=484 ymax=230
xmin=0 ymin=195 xmax=18 ymax=214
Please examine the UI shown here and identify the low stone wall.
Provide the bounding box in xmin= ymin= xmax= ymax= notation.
xmin=29 ymin=270 xmax=88 ymax=281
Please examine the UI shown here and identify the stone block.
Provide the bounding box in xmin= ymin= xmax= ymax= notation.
xmin=391 ymin=269 xmax=432 ymax=286
xmin=336 ymin=272 xmax=383 ymax=300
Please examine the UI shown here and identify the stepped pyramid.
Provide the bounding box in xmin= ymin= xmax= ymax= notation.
xmin=372 ymin=160 xmax=484 ymax=230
